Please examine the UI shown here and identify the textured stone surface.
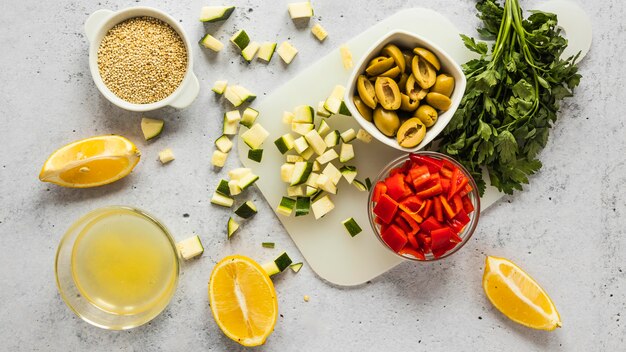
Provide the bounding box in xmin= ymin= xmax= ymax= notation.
xmin=0 ymin=0 xmax=624 ymax=351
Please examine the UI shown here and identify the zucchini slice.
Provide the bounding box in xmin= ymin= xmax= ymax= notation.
xmin=365 ymin=177 xmax=372 ymax=191
xmin=290 ymin=262 xmax=303 ymax=273
xmin=295 ymin=196 xmax=311 ymax=217
xmin=323 ymin=85 xmax=345 ymax=114
xmin=227 ymin=217 xmax=240 ymax=238
xmin=340 ymin=128 xmax=356 ymax=143
xmin=340 ymin=165 xmax=357 ymax=184
xmin=215 ymin=135 xmax=233 ymax=153
xmin=305 ymin=186 xmax=318 ymax=197
xmin=312 ymin=160 xmax=321 ymax=172
xmin=290 ymin=161 xmax=313 ymax=186
xmin=342 ymin=217 xmax=362 ymax=237
xmin=324 ymin=130 xmax=340 ymax=148
xmin=257 ymin=42 xmax=277 ymax=62
xmin=316 ymin=101 xmax=332 ymax=118
xmin=241 ymin=41 xmax=260 ymax=62
xmin=211 ymin=192 xmax=234 ymax=207
xmin=276 ymin=196 xmax=296 ymax=216
xmin=200 ymin=6 xmax=235 ymax=22
xmin=317 ymin=119 xmax=331 ymax=136
xmin=292 ymin=122 xmax=315 ymax=136
xmin=304 ymin=129 xmax=326 ymax=155
xmin=286 ymin=155 xmax=304 ymax=163
xmin=159 ymin=148 xmax=175 ymax=164
xmin=223 ymin=110 xmax=241 ymax=135
xmin=141 ymin=117 xmax=164 ymax=140
xmin=228 ymin=168 xmax=252 ymax=180
xmin=277 ymin=41 xmax=298 ymax=64
xmin=240 ymin=108 xmax=259 ymax=128
xmin=274 ymin=133 xmax=295 ymax=154
xmin=224 ymin=85 xmax=256 ymax=107
xmin=315 ymin=174 xmax=337 ymax=194
xmin=311 ymin=195 xmax=335 ymax=219
xmin=176 ymin=235 xmax=204 ymax=260
xmin=212 ymin=80 xmax=228 ymax=94
xmin=322 ymin=162 xmax=342 ymax=185
xmin=288 ymin=2 xmax=314 ymax=19
xmin=293 ymin=105 xmax=315 ymax=123
xmin=238 ymin=173 xmax=259 ymax=190
xmin=262 ymin=242 xmax=275 ymax=248
xmin=356 ymin=128 xmax=372 ymax=143
xmin=293 ymin=136 xmax=309 ymax=154
xmin=199 ymin=33 xmax=224 ymax=52
xmin=299 ymin=147 xmax=314 ymax=160
xmin=316 ymin=149 xmax=338 ymax=165
xmin=280 ymin=163 xmax=295 ymax=183
xmin=305 ymin=172 xmax=319 ymax=188
xmin=241 ymin=123 xmax=269 ymax=149
xmin=352 ymin=179 xmax=367 ymax=191
xmin=262 ymin=252 xmax=293 ymax=276
xmin=311 ymin=23 xmax=328 ymax=41
xmin=235 ymin=201 xmax=257 ymax=218
xmin=228 ymin=180 xmax=242 ymax=196
xmin=287 ymin=185 xmax=304 ymax=197
xmin=339 ymin=143 xmax=354 ymax=163
xmin=216 ymin=179 xmax=231 ymax=196
xmin=247 ymin=149 xmax=263 ymax=163
xmin=211 ymin=150 xmax=228 ymax=167
xmin=230 ymin=29 xmax=250 ymax=50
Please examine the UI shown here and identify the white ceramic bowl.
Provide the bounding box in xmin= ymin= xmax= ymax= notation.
xmin=84 ymin=7 xmax=199 ymax=111
xmin=344 ymin=30 xmax=466 ymax=152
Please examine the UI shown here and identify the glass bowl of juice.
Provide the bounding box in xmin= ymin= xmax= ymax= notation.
xmin=55 ymin=206 xmax=180 ymax=330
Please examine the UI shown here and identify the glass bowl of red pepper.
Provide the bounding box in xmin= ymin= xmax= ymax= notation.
xmin=368 ymin=151 xmax=480 ymax=261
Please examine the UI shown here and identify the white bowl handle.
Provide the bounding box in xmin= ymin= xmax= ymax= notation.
xmin=169 ymin=72 xmax=200 ymax=109
xmin=85 ymin=9 xmax=114 ymax=42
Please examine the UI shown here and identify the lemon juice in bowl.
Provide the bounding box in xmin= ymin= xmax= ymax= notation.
xmin=56 ymin=206 xmax=179 ymax=329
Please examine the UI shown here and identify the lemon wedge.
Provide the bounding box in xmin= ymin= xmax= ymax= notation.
xmin=209 ymin=255 xmax=278 ymax=347
xmin=39 ymin=135 xmax=140 ymax=188
xmin=483 ymin=256 xmax=562 ymax=330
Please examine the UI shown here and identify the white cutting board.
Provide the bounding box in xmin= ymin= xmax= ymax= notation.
xmin=238 ymin=4 xmax=590 ymax=286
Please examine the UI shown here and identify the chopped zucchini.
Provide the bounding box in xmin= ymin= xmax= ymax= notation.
xmin=215 ymin=135 xmax=233 ymax=153
xmin=274 ymin=133 xmax=295 ymax=154
xmin=200 ymin=6 xmax=235 ymax=22
xmin=295 ymin=197 xmax=311 ymax=217
xmin=299 ymin=147 xmax=314 ymax=160
xmin=339 ymin=143 xmax=354 ymax=163
xmin=317 ymin=119 xmax=330 ymax=136
xmin=305 ymin=172 xmax=319 ymax=187
xmin=211 ymin=192 xmax=234 ymax=207
xmin=311 ymin=23 xmax=328 ymax=41
xmin=287 ymin=185 xmax=305 ymax=197
xmin=176 ymin=235 xmax=204 ymax=260
xmin=293 ymin=136 xmax=309 ymax=154
xmin=216 ymin=179 xmax=231 ymax=196
xmin=340 ymin=44 xmax=353 ymax=69
xmin=212 ymin=80 xmax=228 ymax=94
xmin=141 ymin=117 xmax=164 ymax=140
xmin=280 ymin=163 xmax=295 ymax=182
xmin=340 ymin=128 xmax=356 ymax=143
xmin=240 ymin=108 xmax=259 ymax=128
xmin=356 ymin=128 xmax=372 ymax=143
xmin=241 ymin=123 xmax=269 ymax=149
xmin=288 ymin=2 xmax=314 ymax=19
xmin=262 ymin=242 xmax=275 ymax=249
xmin=338 ymin=101 xmax=351 ymax=116
xmin=316 ymin=149 xmax=338 ymax=165
xmin=286 ymin=155 xmax=304 ymax=163
xmin=211 ymin=150 xmax=228 ymax=167
xmin=323 ymin=85 xmax=346 ymax=114
xmin=224 ymin=85 xmax=256 ymax=107
xmin=159 ymin=148 xmax=175 ymax=164
xmin=238 ymin=173 xmax=259 ymax=190
xmin=342 ymin=218 xmax=362 ymax=237
xmin=248 ymin=149 xmax=263 ymax=162
xmin=322 ymin=163 xmax=342 ymax=184
xmin=230 ymin=29 xmax=250 ymax=50
xmin=228 ymin=180 xmax=242 ymax=196
xmin=290 ymin=262 xmax=303 ymax=273
xmin=223 ymin=110 xmax=241 ymax=135
xmin=227 ymin=217 xmax=239 ymax=238
xmin=199 ymin=33 xmax=224 ymax=52
xmin=311 ymin=195 xmax=334 ymax=219
xmin=304 ymin=130 xmax=326 ymax=155
xmin=311 ymin=189 xmax=325 ymax=202
xmin=241 ymin=41 xmax=260 ymax=62
xmin=282 ymin=111 xmax=295 ymax=124
xmin=340 ymin=165 xmax=357 ymax=184
xmin=235 ymin=201 xmax=257 ymax=218
xmin=305 ymin=186 xmax=318 ymax=197
xmin=365 ymin=177 xmax=372 ymax=191
xmin=293 ymin=105 xmax=315 ymax=123
xmin=324 ymin=130 xmax=340 ymax=148
xmin=277 ymin=41 xmax=298 ymax=64
xmin=290 ymin=161 xmax=313 ymax=186
xmin=352 ymin=179 xmax=367 ymax=191
xmin=316 ymin=101 xmax=331 ymax=118
xmin=228 ymin=168 xmax=252 ymax=180
xmin=315 ymin=174 xmax=337 ymax=194
xmin=276 ymin=196 xmax=296 ymax=216
xmin=257 ymin=42 xmax=277 ymax=62
xmin=262 ymin=252 xmax=293 ymax=276
xmin=312 ymin=160 xmax=321 ymax=172
xmin=292 ymin=122 xmax=315 ymax=135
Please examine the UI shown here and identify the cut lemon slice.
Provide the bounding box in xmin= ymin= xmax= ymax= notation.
xmin=39 ymin=135 xmax=140 ymax=188
xmin=209 ymin=255 xmax=278 ymax=347
xmin=483 ymin=256 xmax=562 ymax=330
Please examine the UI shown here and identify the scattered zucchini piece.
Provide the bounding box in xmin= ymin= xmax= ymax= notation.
xmin=286 ymin=155 xmax=304 ymax=163
xmin=227 ymin=217 xmax=239 ymax=238
xmin=262 ymin=252 xmax=293 ymax=276
xmin=317 ymin=119 xmax=331 ymax=136
xmin=228 ymin=180 xmax=242 ymax=196
xmin=248 ymin=149 xmax=263 ymax=163
xmin=342 ymin=217 xmax=362 ymax=237
xmin=365 ymin=177 xmax=372 ymax=191
xmin=241 ymin=123 xmax=269 ymax=149
xmin=228 ymin=168 xmax=252 ymax=180
xmin=292 ymin=122 xmax=315 ymax=136
xmin=324 ymin=130 xmax=340 ymax=148
xmin=240 ymin=108 xmax=259 ymax=128
xmin=305 ymin=186 xmax=318 ymax=196
xmin=199 ymin=33 xmax=224 ymax=52
xmin=200 ymin=6 xmax=235 ymax=22
xmin=299 ymin=147 xmax=314 ymax=160
xmin=288 ymin=2 xmax=314 ymax=19
xmin=235 ymin=201 xmax=257 ymax=218
xmin=212 ymin=80 xmax=228 ymax=94
xmin=287 ymin=185 xmax=305 ymax=197
xmin=290 ymin=161 xmax=313 ymax=186
xmin=316 ymin=149 xmax=338 ymax=165
xmin=340 ymin=44 xmax=353 ymax=69
xmin=176 ymin=235 xmax=204 ymax=259
xmin=315 ymin=174 xmax=337 ymax=194
xmin=312 ymin=160 xmax=321 ymax=172
xmin=324 ymin=85 xmax=345 ymax=114
xmin=290 ymin=262 xmax=303 ymax=273
xmin=356 ymin=128 xmax=372 ymax=143
xmin=211 ymin=150 xmax=228 ymax=167
xmin=293 ymin=105 xmax=315 ymax=123
xmin=211 ymin=192 xmax=234 ymax=207
xmin=159 ymin=148 xmax=175 ymax=164
xmin=340 ymin=165 xmax=357 ymax=184
xmin=311 ymin=195 xmax=335 ymax=219
xmin=340 ymin=128 xmax=356 ymax=143
xmin=277 ymin=41 xmax=298 ymax=64
xmin=230 ymin=29 xmax=250 ymax=50
xmin=311 ymin=23 xmax=328 ymax=41
xmin=215 ymin=135 xmax=233 ymax=153
xmin=352 ymin=179 xmax=367 ymax=191
xmin=280 ymin=163 xmax=295 ymax=183
xmin=274 ymin=133 xmax=296 ymax=154
xmin=295 ymin=197 xmax=311 ymax=217
xmin=304 ymin=129 xmax=326 ymax=155
xmin=277 ymin=196 xmax=296 ymax=216
xmin=238 ymin=173 xmax=259 ymax=190
xmin=141 ymin=117 xmax=164 ymax=140
xmin=293 ymin=136 xmax=309 ymax=154
xmin=257 ymin=42 xmax=277 ymax=62
xmin=241 ymin=41 xmax=260 ymax=62
xmin=339 ymin=143 xmax=354 ymax=163
xmin=316 ymin=101 xmax=331 ymax=118
xmin=322 ymin=163 xmax=342 ymax=184
xmin=223 ymin=110 xmax=241 ymax=135
xmin=262 ymin=242 xmax=275 ymax=248
xmin=216 ymin=179 xmax=231 ymax=196
xmin=224 ymin=85 xmax=256 ymax=107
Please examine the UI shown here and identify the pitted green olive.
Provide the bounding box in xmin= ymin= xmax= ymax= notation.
xmin=379 ymin=66 xmax=401 ymax=79
xmin=357 ymin=75 xmax=377 ymax=109
xmin=413 ymin=47 xmax=441 ymax=71
xmin=400 ymin=93 xmax=419 ymax=112
xmin=353 ymin=95 xmax=373 ymax=122
xmin=406 ymin=74 xmax=429 ymax=101
xmin=374 ymin=77 xmax=401 ymax=110
xmin=373 ymin=107 xmax=400 ymax=137
xmin=401 ymin=51 xmax=414 ymax=73
xmin=365 ymin=57 xmax=395 ymax=76
xmin=411 ymin=55 xmax=436 ymax=89
xmin=414 ymin=104 xmax=438 ymax=127
xmin=431 ymin=74 xmax=455 ymax=97
xmin=425 ymin=92 xmax=452 ymax=111
xmin=397 ymin=73 xmax=409 ymax=90
xmin=368 ymin=56 xmax=387 ymax=67
xmin=396 ymin=118 xmax=426 ymax=148
xmin=381 ymin=44 xmax=406 ymax=73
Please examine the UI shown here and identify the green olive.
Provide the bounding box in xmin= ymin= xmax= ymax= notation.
xmin=374 ymin=77 xmax=401 ymax=110
xmin=379 ymin=66 xmax=401 ymax=79
xmin=400 ymin=93 xmax=419 ymax=112
xmin=414 ymin=104 xmax=438 ymax=127
xmin=368 ymin=56 xmax=387 ymax=67
xmin=406 ymin=74 xmax=429 ymax=101
xmin=396 ymin=118 xmax=426 ymax=148
xmin=353 ymin=95 xmax=373 ymax=122
xmin=381 ymin=44 xmax=406 ymax=73
xmin=397 ymin=73 xmax=409 ymax=90
xmin=411 ymin=55 xmax=436 ymax=89
xmin=431 ymin=74 xmax=455 ymax=97
xmin=401 ymin=51 xmax=414 ymax=73
xmin=357 ymin=75 xmax=377 ymax=109
xmin=365 ymin=57 xmax=395 ymax=76
xmin=373 ymin=107 xmax=400 ymax=137
xmin=425 ymin=92 xmax=452 ymax=111
xmin=413 ymin=47 xmax=441 ymax=71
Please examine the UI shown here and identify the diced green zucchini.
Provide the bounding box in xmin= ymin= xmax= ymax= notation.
xmin=159 ymin=148 xmax=175 ymax=164
xmin=293 ymin=105 xmax=314 ymax=123
xmin=230 ymin=29 xmax=250 ymax=50
xmin=257 ymin=42 xmax=277 ymax=62
xmin=280 ymin=163 xmax=295 ymax=183
xmin=312 ymin=160 xmax=321 ymax=172
xmin=290 ymin=161 xmax=313 ymax=186
xmin=288 ymin=2 xmax=314 ymax=19
xmin=241 ymin=123 xmax=269 ymax=149
xmin=200 ymin=6 xmax=235 ymax=22
xmin=352 ymin=179 xmax=367 ymax=191
xmin=276 ymin=196 xmax=296 ymax=216
xmin=141 ymin=117 xmax=164 ymax=140
xmin=305 ymin=172 xmax=319 ymax=187
xmin=304 ymin=130 xmax=326 ymax=155
xmin=262 ymin=252 xmax=293 ymax=276
xmin=212 ymin=150 xmax=228 ymax=167
xmin=199 ymin=33 xmax=224 ymax=52
xmin=324 ymin=130 xmax=340 ymax=148
xmin=295 ymin=197 xmax=311 ymax=217
xmin=311 ymin=189 xmax=325 ymax=202
xmin=311 ymin=23 xmax=328 ymax=41
xmin=282 ymin=111 xmax=295 ymax=124
xmin=287 ymin=185 xmax=305 ymax=197
xmin=338 ymin=101 xmax=351 ymax=116
xmin=290 ymin=262 xmax=303 ymax=273
xmin=339 ymin=143 xmax=354 ymax=163
xmin=235 ymin=201 xmax=257 ymax=218
xmin=356 ymin=129 xmax=372 ymax=143
xmin=316 ymin=149 xmax=338 ymax=165
xmin=340 ymin=165 xmax=357 ymax=184
xmin=215 ymin=135 xmax=233 ymax=153
xmin=262 ymin=242 xmax=275 ymax=248
xmin=315 ymin=174 xmax=337 ymax=194
xmin=342 ymin=217 xmax=362 ymax=237
xmin=238 ymin=173 xmax=259 ymax=190
xmin=311 ymin=195 xmax=334 ymax=219
xmin=317 ymin=101 xmax=331 ymax=118
xmin=216 ymin=179 xmax=231 ymax=196
xmin=212 ymin=80 xmax=228 ymax=94
xmin=228 ymin=180 xmax=242 ymax=196
xmin=240 ymin=108 xmax=259 ymax=128
xmin=292 ymin=122 xmax=315 ymax=135
xmin=305 ymin=186 xmax=318 ymax=197
xmin=241 ymin=41 xmax=260 ymax=62
xmin=317 ymin=119 xmax=330 ymax=136
xmin=227 ymin=217 xmax=239 ymax=238
xmin=293 ymin=136 xmax=309 ymax=154
xmin=223 ymin=110 xmax=241 ymax=135
xmin=211 ymin=192 xmax=234 ymax=207
xmin=248 ymin=149 xmax=263 ymax=162
xmin=176 ymin=235 xmax=204 ymax=259
xmin=286 ymin=155 xmax=304 ymax=163
xmin=299 ymin=147 xmax=314 ymax=160
xmin=224 ymin=85 xmax=256 ymax=107
xmin=365 ymin=177 xmax=372 ymax=191
xmin=340 ymin=128 xmax=356 ymax=143
xmin=274 ymin=133 xmax=295 ymax=154
xmin=277 ymin=41 xmax=298 ymax=64
xmin=228 ymin=168 xmax=252 ymax=180
xmin=322 ymin=163 xmax=342 ymax=184
xmin=324 ymin=85 xmax=345 ymax=114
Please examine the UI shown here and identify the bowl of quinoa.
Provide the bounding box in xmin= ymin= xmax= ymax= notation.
xmin=85 ymin=7 xmax=199 ymax=111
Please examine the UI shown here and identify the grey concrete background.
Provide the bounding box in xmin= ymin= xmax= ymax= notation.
xmin=0 ymin=0 xmax=624 ymax=351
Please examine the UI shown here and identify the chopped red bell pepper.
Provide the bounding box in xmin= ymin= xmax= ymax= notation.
xmin=447 ymin=218 xmax=466 ymax=234
xmin=430 ymin=227 xmax=454 ymax=252
xmin=462 ymin=195 xmax=475 ymax=213
xmin=439 ymin=166 xmax=453 ymax=179
xmin=406 ymin=232 xmax=419 ymax=249
xmin=418 ymin=199 xmax=433 ymax=218
xmin=372 ymin=182 xmax=387 ymax=203
xmin=398 ymin=205 xmax=424 ymax=224
xmin=394 ymin=215 xmax=412 ymax=234
xmin=439 ymin=195 xmax=457 ymax=219
xmin=433 ymin=196 xmax=444 ymax=222
xmin=452 ymin=194 xmax=464 ymax=214
xmin=454 ymin=209 xmax=471 ymax=226
xmin=399 ymin=246 xmax=425 ymax=260
xmin=399 ymin=211 xmax=420 ymax=235
xmin=416 ymin=182 xmax=442 ymax=199
xmin=420 ymin=216 xmax=443 ymax=232
xmin=400 ymin=195 xmax=422 ymax=212
xmin=410 ymin=154 xmax=443 ymax=173
xmin=381 ymin=225 xmax=408 ymax=252
xmin=449 ymin=173 xmax=468 ymax=200
xmin=416 ymin=232 xmax=432 ymax=253
xmin=373 ymin=194 xmax=398 ymax=224
xmin=385 ymin=173 xmax=408 ymax=201
xmin=440 ymin=178 xmax=450 ymax=194
xmin=409 ymin=165 xmax=430 ymax=189
xmin=447 ymin=167 xmax=461 ymax=199
xmin=458 ymin=184 xmax=473 ymax=197
xmin=442 ymin=159 xmax=456 ymax=172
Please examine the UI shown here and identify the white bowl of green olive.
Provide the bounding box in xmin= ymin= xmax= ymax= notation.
xmin=344 ymin=30 xmax=466 ymax=152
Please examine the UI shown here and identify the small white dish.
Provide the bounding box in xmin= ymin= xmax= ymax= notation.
xmin=344 ymin=30 xmax=466 ymax=152
xmin=84 ymin=7 xmax=199 ymax=111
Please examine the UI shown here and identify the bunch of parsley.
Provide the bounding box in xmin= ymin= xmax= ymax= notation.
xmin=438 ymin=0 xmax=581 ymax=195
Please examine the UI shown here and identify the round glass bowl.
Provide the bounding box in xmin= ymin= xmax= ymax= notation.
xmin=55 ymin=206 xmax=180 ymax=330
xmin=367 ymin=151 xmax=480 ymax=261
